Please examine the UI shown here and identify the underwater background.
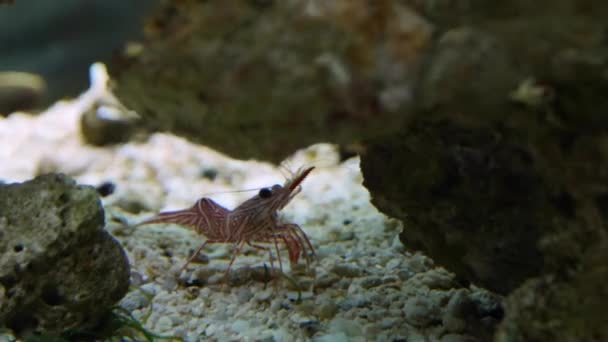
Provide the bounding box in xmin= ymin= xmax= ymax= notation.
xmin=1 ymin=1 xmax=607 ymax=341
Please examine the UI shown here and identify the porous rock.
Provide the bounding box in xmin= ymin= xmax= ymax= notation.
xmin=0 ymin=174 xmax=130 ymax=336
xmin=361 ymin=0 xmax=608 ymax=339
xmin=496 ymin=241 xmax=608 ymax=341
xmin=111 ymin=0 xmax=433 ymax=162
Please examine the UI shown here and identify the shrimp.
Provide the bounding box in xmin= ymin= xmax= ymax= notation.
xmin=137 ymin=167 xmax=316 ymax=280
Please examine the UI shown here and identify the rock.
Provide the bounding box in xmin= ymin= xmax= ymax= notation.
xmin=362 ymin=27 xmax=543 ymax=295
xmin=79 ymin=64 xmax=141 ymax=146
xmin=111 ymin=0 xmax=433 ymax=162
xmin=496 ymin=241 xmax=608 ymax=341
xmin=0 ymin=174 xmax=130 ymax=336
xmin=416 ymin=27 xmax=522 ymax=119
xmin=361 ymin=0 xmax=608 ymax=339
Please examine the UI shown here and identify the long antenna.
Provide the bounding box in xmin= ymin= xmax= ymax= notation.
xmin=200 ymin=187 xmax=264 ymax=197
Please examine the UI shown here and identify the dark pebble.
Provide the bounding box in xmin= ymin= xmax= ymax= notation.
xmin=96 ymin=181 xmax=116 ymax=197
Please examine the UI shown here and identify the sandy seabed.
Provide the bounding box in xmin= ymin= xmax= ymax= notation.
xmin=0 ymin=66 xmax=499 ymax=342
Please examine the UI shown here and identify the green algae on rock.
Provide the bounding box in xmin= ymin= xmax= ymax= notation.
xmin=0 ymin=174 xmax=130 ymax=336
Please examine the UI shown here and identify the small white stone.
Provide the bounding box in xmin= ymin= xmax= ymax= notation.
xmin=254 ymin=288 xmax=273 ymax=302
xmin=313 ymin=332 xmax=349 ymax=342
xmin=191 ymin=306 xmax=204 ymax=317
xmin=386 ymin=258 xmax=402 ymax=270
xmin=230 ymin=320 xmax=250 ymax=334
xmin=272 ymin=328 xmax=291 ymax=342
xmin=236 ymin=287 xmax=253 ymax=304
xmin=329 ymin=317 xmax=363 ymax=337
xmin=156 ymin=316 xmax=173 ymax=332
xmin=269 ymin=298 xmax=282 ymax=312
xmin=380 ymin=317 xmax=399 ymax=329
xmin=204 ymin=324 xmax=216 ymax=336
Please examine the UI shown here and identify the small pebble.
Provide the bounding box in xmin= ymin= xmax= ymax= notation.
xmin=403 ymin=296 xmax=440 ymax=327
xmin=382 ymin=275 xmax=399 ymax=284
xmin=338 ymin=231 xmax=355 ymax=241
xmin=329 ymin=317 xmax=363 ymax=337
xmin=139 ymin=283 xmax=158 ymax=295
xmin=119 ymin=290 xmax=150 ymax=311
xmin=296 ymin=302 xmax=316 ymax=315
xmin=313 ymin=332 xmax=349 ymax=342
xmin=129 ymin=271 xmax=146 ymax=286
xmin=408 ymin=254 xmax=434 ymax=273
xmin=254 ymin=288 xmax=273 ymax=302
xmin=191 ymin=306 xmax=204 ymax=317
xmin=299 ymin=320 xmax=321 ymax=337
xmin=156 ymin=316 xmax=173 ymax=332
xmin=386 ymin=258 xmax=402 ymax=270
xmin=360 ymin=277 xmax=383 ymax=289
xmin=270 ymin=298 xmax=282 ymax=312
xmin=204 ymin=324 xmax=216 ymax=337
xmin=413 ymin=269 xmax=456 ymax=290
xmin=95 ymin=181 xmax=116 ymax=197
xmin=162 ymin=275 xmax=178 ymax=291
xmin=380 ymin=317 xmax=399 ymax=329
xmin=315 ymin=301 xmax=339 ymax=320
xmin=397 ymin=268 xmax=415 ymax=280
xmin=200 ymin=167 xmax=218 ymax=180
xmin=231 ymin=320 xmax=250 ymax=334
xmin=315 ymin=273 xmax=340 ymax=289
xmin=332 ymin=264 xmax=363 ymax=278
xmin=236 ymin=287 xmax=253 ymax=304
xmin=288 ymin=291 xmax=313 ymax=302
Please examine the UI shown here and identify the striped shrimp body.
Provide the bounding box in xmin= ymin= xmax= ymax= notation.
xmin=137 ymin=166 xmax=316 ymax=280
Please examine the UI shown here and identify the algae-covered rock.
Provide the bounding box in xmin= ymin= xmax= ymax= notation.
xmin=0 ymin=174 xmax=130 ymax=336
xmin=496 ymin=241 xmax=608 ymax=341
xmin=361 ymin=0 xmax=608 ymax=339
xmin=111 ymin=0 xmax=433 ymax=162
xmin=362 ymin=119 xmax=546 ymax=295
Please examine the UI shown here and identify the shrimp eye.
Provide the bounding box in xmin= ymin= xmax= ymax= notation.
xmin=259 ymin=187 xmax=273 ymax=198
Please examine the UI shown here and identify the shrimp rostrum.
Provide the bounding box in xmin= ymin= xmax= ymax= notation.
xmin=137 ymin=166 xmax=316 ymax=279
